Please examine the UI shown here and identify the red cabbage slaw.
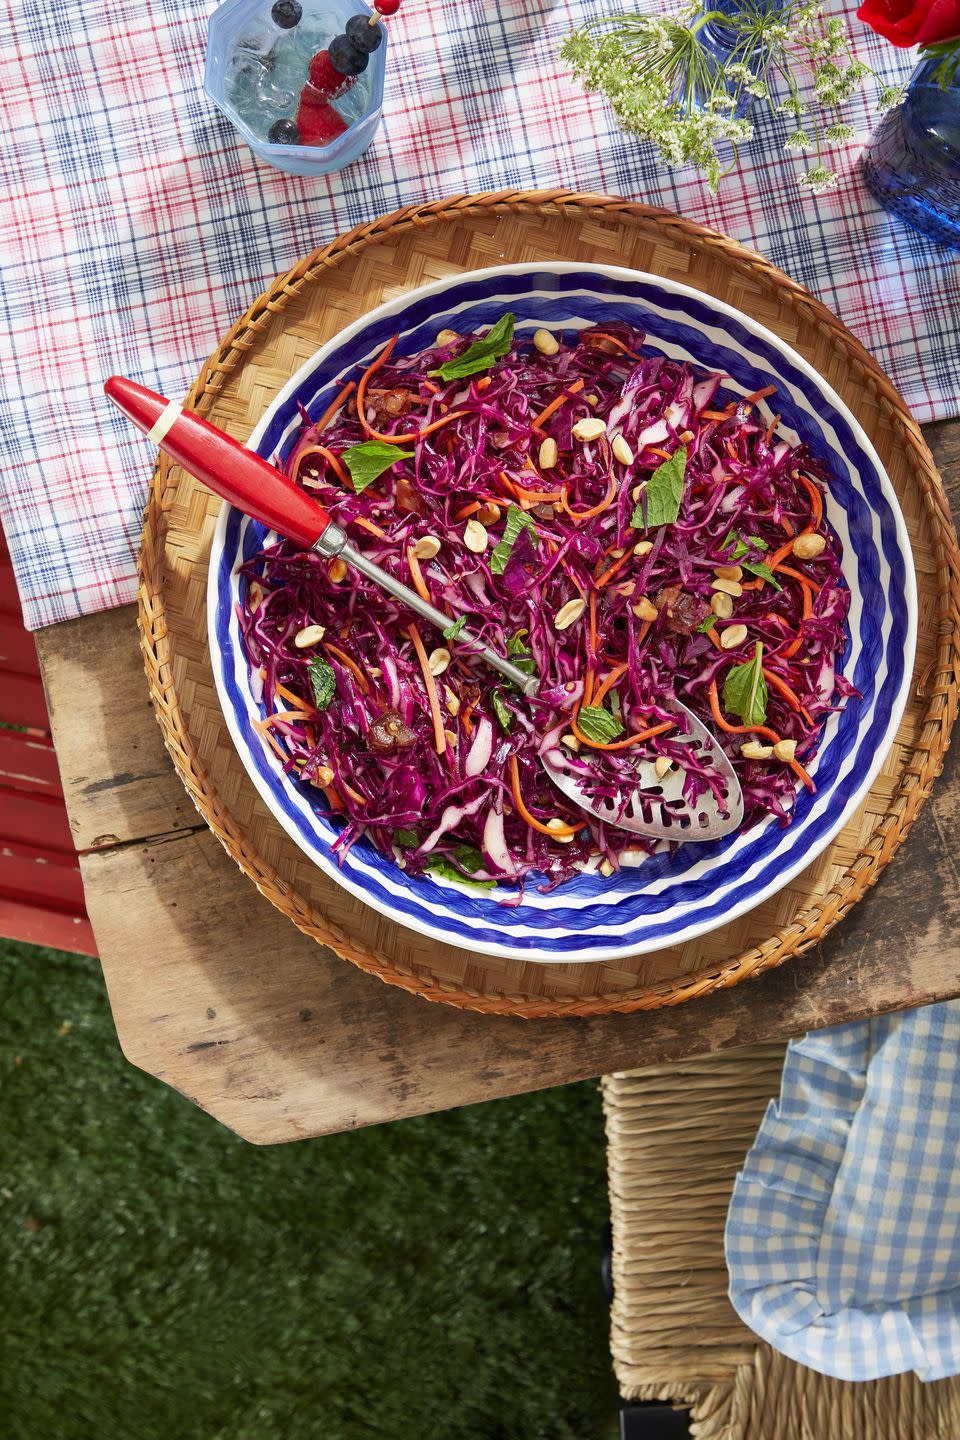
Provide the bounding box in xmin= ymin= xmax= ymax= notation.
xmin=237 ymin=318 xmax=854 ymax=891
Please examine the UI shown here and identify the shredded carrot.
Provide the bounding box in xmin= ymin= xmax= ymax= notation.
xmin=275 ymin=683 xmax=310 ymax=711
xmin=324 ymin=643 xmax=371 ymax=695
xmin=588 ymin=591 xmax=598 ymax=656
xmin=319 ymin=784 xmax=344 ymax=812
xmin=646 ymin=446 xmax=672 ymax=461
xmin=763 ymin=668 xmax=815 ymax=726
xmin=706 ymin=627 xmax=725 ymax=652
xmin=461 ymin=700 xmax=476 ymax=737
xmin=798 ymin=474 xmax=824 ymax=529
xmin=635 ymin=619 xmax=652 ymax=649
xmin=356 ymin=335 xmax=397 ymax=435
xmin=530 ymin=377 xmax=585 ymax=431
xmin=353 ymin=515 xmax=389 ymax=541
xmin=739 ymin=578 xmax=764 ymax=591
xmin=422 ymin=379 xmax=440 ymax=396
xmin=312 ymin=445 xmax=350 ymax=487
xmin=584 ymin=332 xmax=645 ymax=362
xmin=509 ymin=756 xmax=581 ymax=838
xmin=591 ymin=662 xmax=629 ymax=708
xmin=725 ymin=440 xmax=738 ymax=461
xmin=455 ymin=500 xmax=483 ymax=521
xmin=768 ymin=535 xmax=801 ymax=570
xmin=514 ymin=486 xmax=565 ymax=503
xmin=497 ymin=471 xmax=522 ymax=501
xmin=407 ymin=623 xmax=446 ymax=756
xmin=261 ymin=730 xmax=287 ymax=761
xmin=777 ymin=565 xmax=819 ymax=599
xmin=789 ymin=756 xmax=817 ymax=793
xmin=765 ymin=414 xmax=779 ymax=444
xmin=596 ymin=551 xmax=633 ymax=589
xmin=583 ymin=668 xmax=596 ymax=707
xmin=356 ymin=336 xmax=471 ymax=443
xmin=314 ymin=381 xmax=355 ymax=434
xmin=572 ymin=712 xmax=675 ymax=751
xmin=739 ymin=384 xmax=777 ymax=407
xmin=406 ymin=545 xmax=431 ymax=603
xmin=254 ymin=708 xmax=313 ymax=732
xmin=780 ymin=515 xmax=796 ymax=538
xmin=560 ymin=471 xmax=617 ymax=523
xmin=476 ymin=376 xmax=492 ymax=393
xmin=707 ymin=679 xmax=780 ymax=744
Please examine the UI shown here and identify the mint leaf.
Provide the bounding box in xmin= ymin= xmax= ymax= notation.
xmin=308 ymin=656 xmax=336 ymax=711
xmin=393 ymin=829 xmax=420 ymax=849
xmin=491 ymin=690 xmax=513 ymax=733
xmin=576 ymin=706 xmax=625 ymax=744
xmin=443 ymin=615 xmax=468 ymax=642
xmin=697 ymin=614 xmax=717 ymax=633
xmin=453 ymin=843 xmax=486 ymax=873
xmin=489 ymin=505 xmax=538 ymax=575
xmin=742 ymin=559 xmax=783 ymax=590
xmin=427 ymin=858 xmax=496 ymax=889
xmin=721 ymin=531 xmax=769 ymax=562
xmin=646 ymin=448 xmax=687 ymax=527
xmin=343 ymin=440 xmax=414 ymax=494
xmin=506 ymin=630 xmax=537 ymax=679
xmin=722 ymin=642 xmax=768 ymax=727
xmin=630 ymin=448 xmax=686 ymax=529
xmin=432 ymin=313 xmax=515 ymax=381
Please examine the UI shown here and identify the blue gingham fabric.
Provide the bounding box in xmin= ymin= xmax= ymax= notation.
xmin=0 ymin=0 xmax=956 ymax=629
xmin=726 ymin=1004 xmax=960 ymax=1381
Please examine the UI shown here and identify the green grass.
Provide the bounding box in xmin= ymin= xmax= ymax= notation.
xmin=0 ymin=942 xmax=617 ymax=1440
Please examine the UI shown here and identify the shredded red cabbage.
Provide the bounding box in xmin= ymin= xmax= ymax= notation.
xmin=238 ymin=320 xmax=855 ymax=890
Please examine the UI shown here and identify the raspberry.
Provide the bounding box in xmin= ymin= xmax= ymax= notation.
xmin=308 ymin=48 xmax=355 ymax=98
xmin=296 ymin=86 xmax=349 ymax=145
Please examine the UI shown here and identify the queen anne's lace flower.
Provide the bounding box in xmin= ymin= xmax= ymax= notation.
xmin=561 ymin=0 xmax=883 ymax=194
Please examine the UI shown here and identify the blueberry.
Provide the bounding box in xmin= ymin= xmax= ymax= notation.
xmin=268 ymin=118 xmax=300 ymax=144
xmin=328 ymin=33 xmax=368 ymax=75
xmin=270 ymin=0 xmax=302 ymax=27
xmin=344 ymin=14 xmax=383 ymax=52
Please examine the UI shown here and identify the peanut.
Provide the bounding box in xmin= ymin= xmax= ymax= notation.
xmin=792 ymin=532 xmax=827 ymax=560
xmin=555 ymin=597 xmax=587 ymax=631
xmin=538 ymin=437 xmax=558 ymax=470
xmin=533 ymin=328 xmax=560 ymax=356
xmin=714 ymin=563 xmax=743 ymax=581
xmin=413 ymin=535 xmax=441 ymax=560
xmin=631 ymin=597 xmax=659 ymax=622
xmin=712 ymin=576 xmax=743 ymax=597
xmin=294 ymin=624 xmax=326 ymax=648
xmin=463 ymin=519 xmax=488 ymax=553
xmin=428 ymin=647 xmax=451 ymax=676
xmin=710 ymin=591 xmax=734 ymax=619
xmin=612 ymin=434 xmax=635 ymax=466
xmin=572 ymin=416 xmax=607 ymax=442
xmin=719 ymin=623 xmax=748 ymax=650
xmin=773 ymin=738 xmax=798 ymax=762
xmin=741 ymin=740 xmax=774 ymax=760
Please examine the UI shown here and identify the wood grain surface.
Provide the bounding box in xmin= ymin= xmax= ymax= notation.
xmin=32 ymin=418 xmax=959 ymax=1143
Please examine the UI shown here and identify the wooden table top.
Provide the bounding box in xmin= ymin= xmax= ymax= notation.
xmin=35 ymin=421 xmax=960 ymax=1146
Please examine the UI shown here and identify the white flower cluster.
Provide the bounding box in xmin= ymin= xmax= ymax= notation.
xmin=562 ymin=0 xmax=885 ymax=196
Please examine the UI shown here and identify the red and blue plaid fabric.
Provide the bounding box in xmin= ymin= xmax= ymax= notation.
xmin=0 ymin=0 xmax=951 ymax=629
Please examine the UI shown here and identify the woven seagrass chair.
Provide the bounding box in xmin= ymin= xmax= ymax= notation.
xmin=603 ymin=1045 xmax=960 ymax=1440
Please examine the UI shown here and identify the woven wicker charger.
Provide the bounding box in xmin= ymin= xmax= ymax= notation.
xmin=138 ymin=190 xmax=960 ymax=1019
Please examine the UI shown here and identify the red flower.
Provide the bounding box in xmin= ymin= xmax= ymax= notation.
xmin=857 ymin=0 xmax=960 ymax=47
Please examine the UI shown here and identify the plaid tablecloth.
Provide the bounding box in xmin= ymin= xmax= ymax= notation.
xmin=1 ymin=0 xmax=956 ymax=629
xmin=727 ymin=1006 xmax=960 ymax=1381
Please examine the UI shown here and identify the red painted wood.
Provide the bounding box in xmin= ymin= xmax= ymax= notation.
xmin=0 ymin=784 xmax=77 ymax=853
xmin=0 ymin=612 xmax=42 ymax=676
xmin=2 ymin=838 xmax=88 ymax=911
xmin=0 ymin=729 xmax=63 ymax=797
xmin=0 ymin=896 xmax=97 ymax=956
xmin=0 ymin=518 xmax=97 ymax=955
xmin=0 ymin=669 xmax=49 ymax=731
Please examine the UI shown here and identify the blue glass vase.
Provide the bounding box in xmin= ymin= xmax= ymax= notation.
xmin=862 ymin=56 xmax=960 ymax=250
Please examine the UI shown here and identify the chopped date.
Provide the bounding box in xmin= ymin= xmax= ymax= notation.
xmin=367 ymin=708 xmax=417 ymax=754
xmin=655 ymin=585 xmax=707 ymax=636
xmin=395 ymin=478 xmax=428 ymax=517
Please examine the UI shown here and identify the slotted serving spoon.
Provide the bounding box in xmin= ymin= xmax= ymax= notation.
xmin=106 ymin=376 xmax=743 ymax=842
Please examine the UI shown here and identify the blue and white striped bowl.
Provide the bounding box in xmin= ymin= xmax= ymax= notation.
xmin=207 ymin=263 xmax=917 ymax=963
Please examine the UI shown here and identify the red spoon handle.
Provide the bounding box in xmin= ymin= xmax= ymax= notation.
xmin=104 ymin=376 xmax=333 ymax=549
